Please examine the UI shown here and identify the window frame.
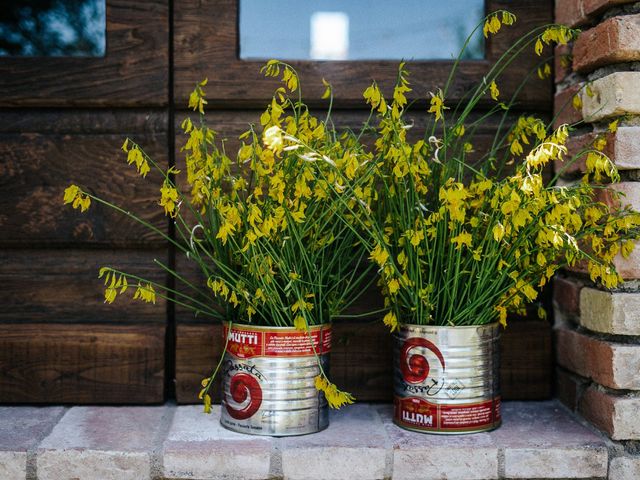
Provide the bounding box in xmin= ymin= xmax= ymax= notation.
xmin=0 ymin=0 xmax=168 ymax=107
xmin=174 ymin=0 xmax=552 ymax=109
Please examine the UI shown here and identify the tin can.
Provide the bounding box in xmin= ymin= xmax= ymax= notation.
xmin=220 ymin=322 xmax=331 ymax=436
xmin=393 ymin=322 xmax=501 ymax=434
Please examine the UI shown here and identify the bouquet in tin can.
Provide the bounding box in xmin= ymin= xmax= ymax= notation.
xmin=63 ymin=65 xmax=376 ymax=410
xmin=274 ymin=11 xmax=640 ymax=331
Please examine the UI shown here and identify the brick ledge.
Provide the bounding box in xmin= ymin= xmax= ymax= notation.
xmin=0 ymin=401 xmax=613 ymax=479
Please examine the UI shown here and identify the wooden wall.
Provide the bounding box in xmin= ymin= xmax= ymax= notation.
xmin=0 ymin=0 xmax=169 ymax=403
xmin=0 ymin=0 xmax=554 ymax=405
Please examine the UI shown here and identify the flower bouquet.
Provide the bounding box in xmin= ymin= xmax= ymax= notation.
xmin=261 ymin=11 xmax=640 ymax=433
xmin=64 ymin=64 xmax=376 ymax=435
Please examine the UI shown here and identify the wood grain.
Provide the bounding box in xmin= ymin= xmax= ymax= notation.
xmin=0 ymin=249 xmax=167 ymax=324
xmin=0 ymin=323 xmax=165 ymax=403
xmin=174 ymin=0 xmax=552 ymax=109
xmin=0 ymin=111 xmax=169 ymax=247
xmin=174 ymin=319 xmax=552 ymax=404
xmin=0 ymin=0 xmax=169 ymax=107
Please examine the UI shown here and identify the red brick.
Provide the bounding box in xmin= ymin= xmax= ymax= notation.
xmin=554 ymin=83 xmax=584 ymax=128
xmin=555 ymin=368 xmax=588 ymax=410
xmin=579 ymin=386 xmax=640 ymax=440
xmin=556 ymin=0 xmax=588 ymax=28
xmin=574 ymin=15 xmax=640 ymax=73
xmin=553 ymin=276 xmax=583 ymax=318
xmin=555 ymin=326 xmax=640 ymax=389
xmin=557 ymin=0 xmax=639 ymax=27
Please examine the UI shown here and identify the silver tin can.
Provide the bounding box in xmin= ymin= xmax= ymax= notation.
xmin=393 ymin=322 xmax=501 ymax=434
xmin=220 ymin=323 xmax=331 ymax=436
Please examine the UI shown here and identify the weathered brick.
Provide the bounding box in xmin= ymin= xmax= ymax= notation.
xmin=580 ymin=287 xmax=640 ymax=335
xmin=495 ymin=402 xmax=608 ymax=479
xmin=556 ymin=0 xmax=638 ymax=27
xmin=583 ymin=72 xmax=640 ymax=122
xmin=574 ymin=15 xmax=640 ymax=72
xmin=377 ymin=405 xmax=498 ymax=480
xmin=162 ymin=406 xmax=271 ymax=480
xmin=37 ymin=406 xmax=169 ymax=480
xmin=609 ymin=456 xmax=640 ymax=480
xmin=555 ymin=367 xmax=589 ymax=410
xmin=0 ymin=406 xmax=66 ymax=480
xmin=279 ymin=405 xmax=387 ymax=480
xmin=556 ymin=0 xmax=589 ymax=27
xmin=579 ymin=387 xmax=640 ymax=440
xmin=0 ymin=451 xmax=26 ymax=480
xmin=555 ymin=326 xmax=640 ymax=389
xmin=555 ymin=83 xmax=584 ymax=128
xmin=553 ymin=276 xmax=583 ymax=319
xmin=560 ymin=126 xmax=640 ymax=177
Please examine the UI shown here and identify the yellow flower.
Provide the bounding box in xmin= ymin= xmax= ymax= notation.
xmin=483 ymin=14 xmax=502 ymax=37
xmin=451 ymin=231 xmax=472 ymax=249
xmin=126 ymin=146 xmax=150 ymax=177
xmin=314 ymin=375 xmax=355 ymax=409
xmin=383 ymin=311 xmax=399 ymax=332
xmin=63 ymin=184 xmax=91 ymax=212
xmin=608 ymin=119 xmax=619 ymax=133
xmin=370 ymin=243 xmax=389 ymax=267
xmin=572 ymin=93 xmax=582 ymax=110
xmin=388 ymin=278 xmax=400 ymax=295
xmin=428 ymin=90 xmax=448 ymax=121
xmin=159 ymin=182 xmax=179 ymax=217
xmin=203 ymin=393 xmax=212 ymax=414
xmin=134 ymin=283 xmax=156 ymax=304
xmin=263 ymin=125 xmax=284 ymax=152
xmin=495 ymin=305 xmax=507 ymax=327
xmin=493 ymin=223 xmax=505 ymax=242
xmin=294 ymin=315 xmax=307 ymax=331
xmin=489 ymin=80 xmax=499 ymax=101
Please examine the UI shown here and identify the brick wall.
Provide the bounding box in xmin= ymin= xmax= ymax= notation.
xmin=554 ymin=1 xmax=640 ymax=477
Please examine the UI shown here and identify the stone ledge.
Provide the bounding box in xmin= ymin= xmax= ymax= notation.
xmin=0 ymin=401 xmax=614 ymax=479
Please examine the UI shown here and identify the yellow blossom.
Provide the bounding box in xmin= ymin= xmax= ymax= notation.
xmin=134 ymin=283 xmax=156 ymax=304
xmin=263 ymin=125 xmax=284 ymax=152
xmin=383 ymin=311 xmax=399 ymax=332
xmin=428 ymin=90 xmax=448 ymax=121
xmin=159 ymin=181 xmax=179 ymax=217
xmin=489 ymin=80 xmax=499 ymax=101
xmin=370 ymin=243 xmax=389 ymax=267
xmin=451 ymin=231 xmax=472 ymax=249
xmin=63 ymin=184 xmax=91 ymax=212
xmin=294 ymin=315 xmax=306 ymax=331
xmin=314 ymin=375 xmax=355 ymax=409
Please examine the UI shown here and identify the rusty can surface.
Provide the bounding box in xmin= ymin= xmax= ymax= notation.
xmin=393 ymin=322 xmax=501 ymax=434
xmin=220 ymin=322 xmax=331 ymax=436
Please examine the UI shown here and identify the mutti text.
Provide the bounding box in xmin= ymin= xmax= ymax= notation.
xmin=228 ymin=330 xmax=259 ymax=345
xmin=402 ymin=410 xmax=433 ymax=426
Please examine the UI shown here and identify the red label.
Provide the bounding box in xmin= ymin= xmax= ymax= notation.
xmin=394 ymin=396 xmax=501 ymax=432
xmin=223 ymin=324 xmax=331 ymax=359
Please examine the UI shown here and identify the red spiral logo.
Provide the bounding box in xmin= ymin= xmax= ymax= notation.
xmin=225 ymin=372 xmax=263 ymax=420
xmin=400 ymin=337 xmax=446 ymax=384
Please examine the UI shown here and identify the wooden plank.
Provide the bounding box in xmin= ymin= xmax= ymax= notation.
xmin=175 ymin=324 xmax=223 ymax=404
xmin=174 ymin=0 xmax=552 ymax=109
xmin=500 ymin=319 xmax=553 ymax=400
xmin=0 ymin=249 xmax=167 ymax=324
xmin=174 ymin=319 xmax=551 ymax=404
xmin=0 ymin=111 xmax=169 ymax=247
xmin=0 ymin=323 xmax=165 ymax=403
xmin=0 ymin=0 xmax=168 ymax=107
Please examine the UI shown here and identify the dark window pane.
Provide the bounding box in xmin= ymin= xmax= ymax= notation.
xmin=0 ymin=0 xmax=106 ymax=57
xmin=240 ymin=0 xmax=484 ymax=61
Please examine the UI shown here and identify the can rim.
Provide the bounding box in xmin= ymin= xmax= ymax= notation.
xmin=223 ymin=321 xmax=331 ymax=333
xmin=398 ymin=321 xmax=501 ymax=331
